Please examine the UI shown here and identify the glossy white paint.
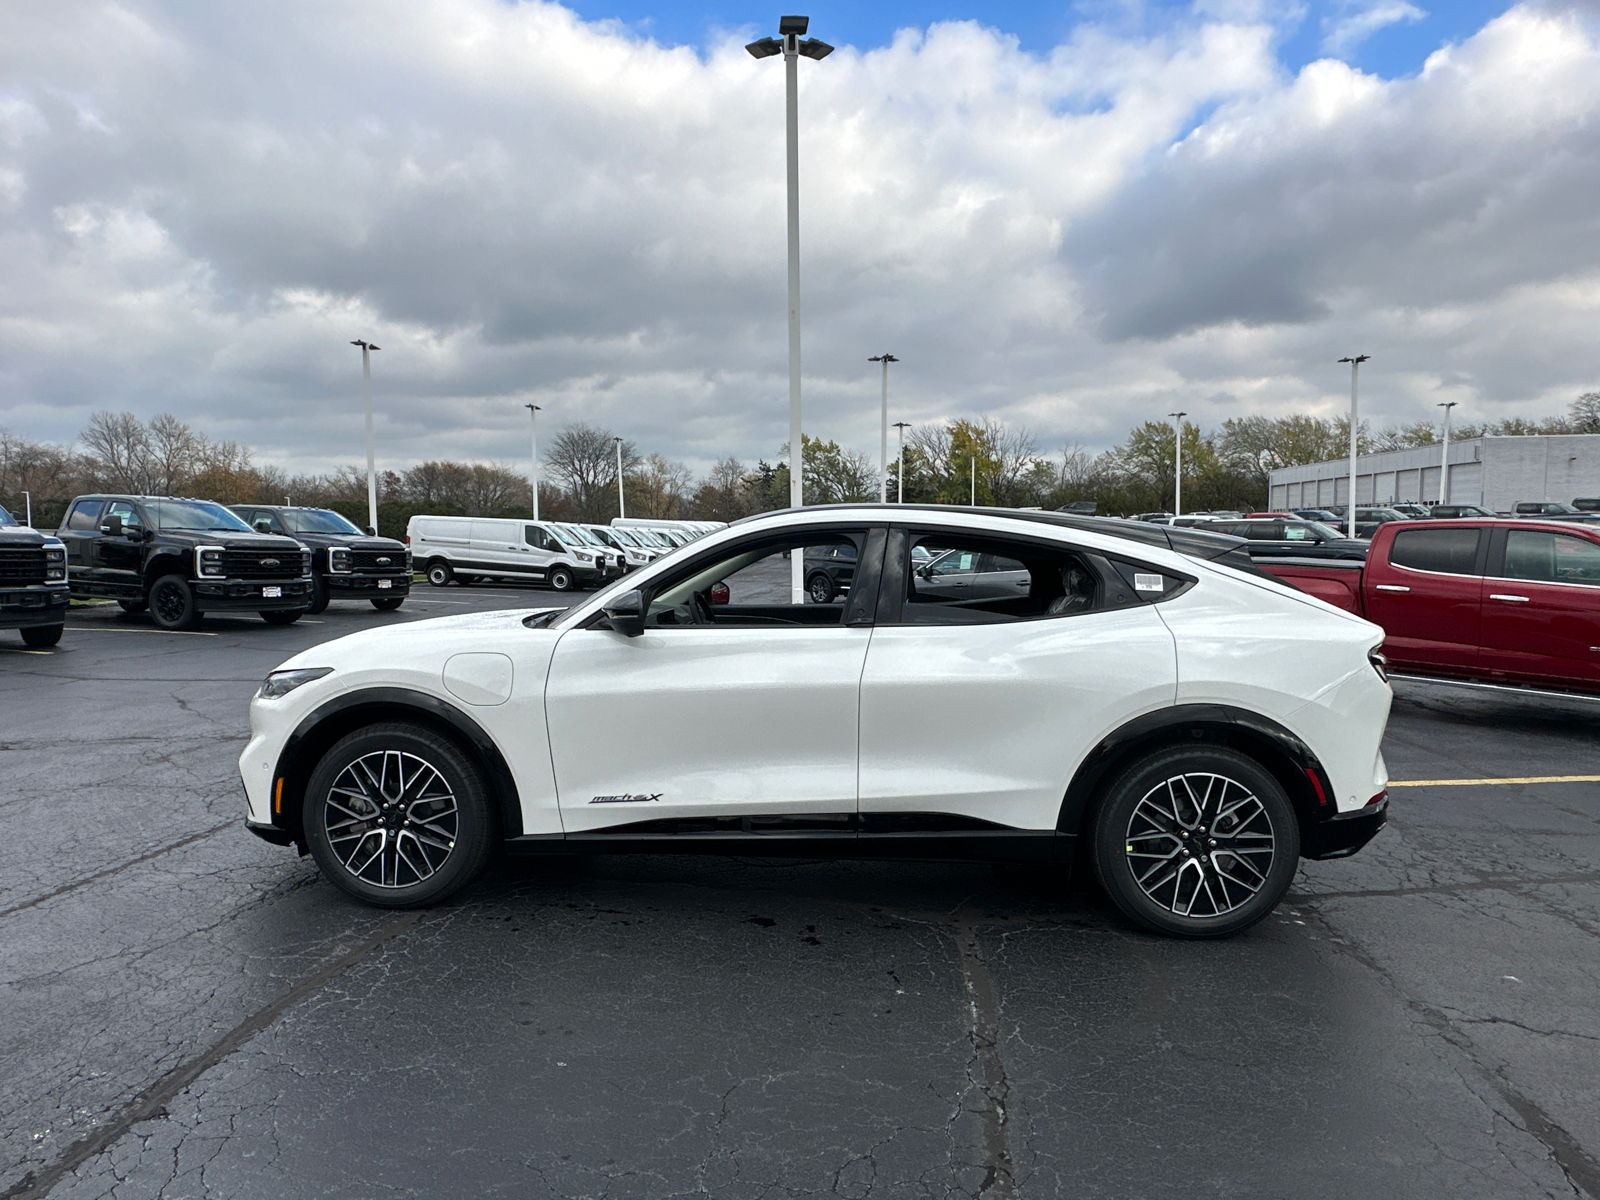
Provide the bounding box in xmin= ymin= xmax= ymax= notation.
xmin=545 ymin=624 xmax=870 ymax=831
xmin=859 ymin=605 xmax=1177 ymax=829
xmin=442 ymin=652 xmax=514 ymax=706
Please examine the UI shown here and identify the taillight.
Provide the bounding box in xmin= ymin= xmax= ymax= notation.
xmin=404 ymin=535 xmax=410 ymax=545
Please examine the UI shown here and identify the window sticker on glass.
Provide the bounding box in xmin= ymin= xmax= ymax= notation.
xmin=1134 ymin=573 xmax=1165 ymax=593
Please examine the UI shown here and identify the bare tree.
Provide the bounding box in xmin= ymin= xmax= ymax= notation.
xmin=81 ymin=411 xmax=151 ymax=492
xmin=146 ymin=413 xmax=202 ymax=493
xmin=546 ymin=423 xmax=639 ymax=521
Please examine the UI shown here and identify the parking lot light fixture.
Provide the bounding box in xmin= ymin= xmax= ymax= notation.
xmin=893 ymin=422 xmax=911 ymax=502
xmin=1437 ymin=400 xmax=1457 ymax=505
xmin=21 ymin=491 xmax=30 ymax=527
xmin=747 ymin=14 xmax=831 ymax=602
xmin=869 ymin=354 xmax=898 ymax=503
xmin=613 ymin=436 xmax=626 ymax=520
xmin=1338 ymin=356 xmax=1370 ymax=538
xmin=351 ymin=340 xmax=381 ymax=534
xmin=524 ymin=404 xmax=542 ymax=520
xmin=1168 ymin=411 xmax=1187 ymax=517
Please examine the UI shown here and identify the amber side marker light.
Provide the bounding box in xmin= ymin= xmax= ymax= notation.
xmin=273 ymin=777 xmax=284 ymax=815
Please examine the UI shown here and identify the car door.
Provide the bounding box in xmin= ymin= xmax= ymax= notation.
xmin=1364 ymin=526 xmax=1485 ymax=674
xmin=523 ymin=524 xmax=561 ymax=578
xmin=858 ymin=528 xmax=1177 ymax=831
xmin=544 ymin=527 xmax=882 ymax=831
xmin=57 ymin=499 xmax=104 ymax=578
xmin=975 ymin=552 xmax=1032 ymax=600
xmin=913 ymin=547 xmax=980 ymax=601
xmin=93 ymin=500 xmax=147 ymax=594
xmin=1478 ymin=526 xmax=1600 ymax=687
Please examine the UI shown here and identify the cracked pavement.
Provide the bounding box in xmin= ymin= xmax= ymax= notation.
xmin=2 ymin=589 xmax=1598 ymax=1197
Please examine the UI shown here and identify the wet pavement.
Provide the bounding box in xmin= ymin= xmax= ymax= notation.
xmin=1 ymin=585 xmax=1598 ymax=1198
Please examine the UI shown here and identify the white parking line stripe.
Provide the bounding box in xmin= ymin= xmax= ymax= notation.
xmin=1389 ymin=775 xmax=1600 ymax=787
xmin=63 ymin=626 xmax=217 ymax=637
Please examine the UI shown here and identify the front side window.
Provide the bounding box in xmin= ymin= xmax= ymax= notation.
xmin=905 ymin=532 xmax=1099 ymax=624
xmin=104 ymin=500 xmax=143 ymax=532
xmin=525 ymin=526 xmax=556 ymax=551
xmin=67 ymin=500 xmax=104 ymax=531
xmin=1503 ymin=531 xmax=1600 ymax=586
xmin=639 ymin=532 xmax=866 ymax=628
xmin=1391 ymin=528 xmax=1481 ymax=575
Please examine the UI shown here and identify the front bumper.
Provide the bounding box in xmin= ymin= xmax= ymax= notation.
xmin=0 ymin=585 xmax=70 ymax=628
xmin=1302 ymin=794 xmax=1388 ymax=859
xmin=325 ymin=573 xmax=412 ymax=595
xmin=245 ymin=817 xmax=294 ymax=846
xmin=193 ymin=576 xmax=313 ymax=611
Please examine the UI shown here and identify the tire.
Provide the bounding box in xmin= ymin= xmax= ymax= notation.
xmin=305 ymin=573 xmax=330 ymax=615
xmin=261 ymin=609 xmax=303 ymax=625
xmin=21 ymin=624 xmax=63 ymax=648
xmin=371 ymin=596 xmax=405 ymax=611
xmin=1090 ymin=745 xmax=1299 ymax=939
xmin=426 ymin=561 xmax=454 ymax=588
xmin=547 ymin=566 xmax=574 ymax=592
xmin=303 ymin=722 xmax=495 ymax=908
xmin=149 ymin=575 xmax=203 ymax=631
xmin=456 ymin=574 xmax=477 ymax=586
xmin=117 ymin=599 xmax=147 ymax=614
xmin=807 ymin=572 xmax=835 ymax=604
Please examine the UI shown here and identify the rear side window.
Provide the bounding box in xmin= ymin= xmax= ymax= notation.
xmin=67 ymin=500 xmax=104 ymax=530
xmin=1390 ymin=528 xmax=1481 ymax=575
xmin=1503 ymin=531 xmax=1600 ymax=586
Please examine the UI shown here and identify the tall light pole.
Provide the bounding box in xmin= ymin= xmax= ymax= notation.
xmin=351 ymin=340 xmax=381 ymax=533
xmin=1168 ymin=411 xmax=1187 ymax=517
xmin=1437 ymin=400 xmax=1457 ymax=506
xmin=1338 ymin=356 xmax=1369 ymax=538
xmin=869 ymin=354 xmax=898 ymax=503
xmin=893 ymin=421 xmax=911 ymax=503
xmin=748 ymin=16 xmax=832 ymax=602
xmin=524 ymin=404 xmax=542 ymax=520
xmin=21 ymin=491 xmax=31 ymax=527
xmin=613 ymin=436 xmax=626 ymax=519
xmin=970 ymin=456 xmax=977 ymax=506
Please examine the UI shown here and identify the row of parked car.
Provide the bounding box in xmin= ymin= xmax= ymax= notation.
xmin=0 ymin=492 xmax=724 ymax=645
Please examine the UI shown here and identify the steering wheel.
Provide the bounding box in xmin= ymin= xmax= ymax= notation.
xmin=691 ymin=589 xmax=715 ymax=625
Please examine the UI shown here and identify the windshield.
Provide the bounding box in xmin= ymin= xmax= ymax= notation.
xmin=563 ymin=524 xmax=606 ymax=547
xmin=0 ymin=505 xmax=14 ymax=526
xmin=146 ymin=499 xmax=254 ymax=532
xmin=631 ymin=529 xmax=665 ymax=547
xmin=285 ymin=508 xmax=364 ymax=535
xmin=1301 ymin=521 xmax=1345 ymax=540
xmin=549 ymin=525 xmax=585 ymax=547
xmin=604 ymin=527 xmax=637 ymax=547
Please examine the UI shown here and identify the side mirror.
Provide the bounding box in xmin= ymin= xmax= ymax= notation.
xmin=363 ymin=525 xmax=376 ymax=537
xmin=915 ymin=566 xmax=932 ymax=580
xmin=254 ymin=519 xmax=272 ymax=533
xmin=710 ymin=581 xmax=730 ymax=606
xmin=601 ymin=589 xmax=646 ymax=637
xmin=101 ymin=514 xmax=123 ymax=537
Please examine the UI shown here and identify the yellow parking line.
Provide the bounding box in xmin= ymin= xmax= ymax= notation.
xmin=1389 ymin=775 xmax=1600 ymax=787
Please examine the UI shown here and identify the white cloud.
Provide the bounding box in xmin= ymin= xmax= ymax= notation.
xmin=0 ymin=0 xmax=1596 ymax=478
xmin=1321 ymin=1 xmax=1427 ymax=57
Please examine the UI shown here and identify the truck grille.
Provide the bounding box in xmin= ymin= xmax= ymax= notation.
xmin=350 ymin=549 xmax=405 ymax=574
xmin=223 ymin=550 xmax=303 ymax=579
xmin=0 ymin=548 xmax=47 ymax=586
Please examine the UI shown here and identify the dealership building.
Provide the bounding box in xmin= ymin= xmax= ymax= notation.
xmin=1267 ymin=434 xmax=1600 ymax=513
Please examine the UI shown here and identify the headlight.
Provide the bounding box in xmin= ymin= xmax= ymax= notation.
xmin=196 ymin=546 xmax=226 ymax=577
xmin=44 ymin=546 xmax=66 ymax=581
xmin=574 ymin=551 xmax=593 ymax=562
xmin=328 ymin=548 xmax=351 ymax=573
xmin=257 ymin=666 xmax=333 ymax=699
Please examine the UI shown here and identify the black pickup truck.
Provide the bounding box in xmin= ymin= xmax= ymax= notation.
xmin=229 ymin=505 xmax=410 ymax=613
xmin=0 ymin=505 xmax=70 ymax=647
xmin=56 ymin=495 xmax=313 ymax=630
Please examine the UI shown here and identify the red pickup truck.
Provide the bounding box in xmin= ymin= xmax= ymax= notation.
xmin=1259 ymin=518 xmax=1600 ymax=693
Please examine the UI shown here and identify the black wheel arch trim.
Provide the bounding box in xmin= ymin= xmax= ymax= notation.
xmin=268 ymin=686 xmax=523 ymax=848
xmin=1057 ymin=703 xmax=1351 ymax=858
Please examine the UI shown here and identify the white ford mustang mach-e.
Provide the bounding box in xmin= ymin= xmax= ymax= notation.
xmin=240 ymin=506 xmax=1391 ymax=938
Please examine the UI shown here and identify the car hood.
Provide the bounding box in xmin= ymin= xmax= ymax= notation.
xmin=295 ymin=533 xmax=407 ymax=549
xmin=0 ymin=527 xmax=56 ymax=547
xmin=272 ymin=607 xmax=566 ymax=673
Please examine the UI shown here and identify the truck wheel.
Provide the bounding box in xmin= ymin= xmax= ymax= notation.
xmin=1090 ymin=745 xmax=1299 ymax=939
xmin=548 ymin=566 xmax=574 ymax=592
xmin=305 ymin=574 xmax=330 ymax=615
xmin=371 ymin=596 xmax=405 ymax=611
xmin=807 ymin=572 xmax=835 ymax=604
xmin=303 ymin=722 xmax=495 ymax=907
xmin=21 ymin=624 xmax=63 ymax=648
xmin=149 ymin=575 xmax=203 ymax=631
xmin=456 ymin=574 xmax=477 ymax=586
xmin=426 ymin=561 xmax=454 ymax=587
xmin=261 ymin=609 xmax=304 ymax=625
xmin=117 ymin=599 xmax=147 ymax=615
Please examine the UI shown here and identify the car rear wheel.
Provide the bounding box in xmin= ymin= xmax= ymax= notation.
xmin=426 ymin=561 xmax=453 ymax=587
xmin=21 ymin=624 xmax=63 ymax=648
xmin=547 ymin=566 xmax=574 ymax=592
xmin=304 ymin=723 xmax=495 ymax=908
xmin=305 ymin=573 xmax=330 ymax=614
xmin=149 ymin=575 xmax=202 ymax=631
xmin=807 ymin=572 xmax=835 ymax=604
xmin=260 ymin=609 xmax=303 ymax=625
xmin=371 ymin=596 xmax=405 ymax=611
xmin=1090 ymin=745 xmax=1298 ymax=938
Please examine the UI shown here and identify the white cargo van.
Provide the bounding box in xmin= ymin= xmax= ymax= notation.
xmin=405 ymin=515 xmax=617 ymax=591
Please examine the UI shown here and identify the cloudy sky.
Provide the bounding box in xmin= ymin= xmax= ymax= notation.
xmin=3 ymin=0 xmax=1599 ymax=477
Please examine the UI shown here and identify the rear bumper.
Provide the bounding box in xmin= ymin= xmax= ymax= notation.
xmin=325 ymin=573 xmax=411 ymax=595
xmin=1302 ymin=795 xmax=1388 ymax=860
xmin=0 ymin=586 xmax=70 ymax=628
xmin=193 ymin=577 xmax=313 ymax=611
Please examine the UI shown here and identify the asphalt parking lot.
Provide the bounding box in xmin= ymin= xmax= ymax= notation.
xmin=3 ymin=585 xmax=1599 ymax=1199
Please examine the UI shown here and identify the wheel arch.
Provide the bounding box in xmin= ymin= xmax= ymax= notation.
xmin=270 ymin=687 xmax=523 ymax=849
xmin=1057 ymin=704 xmax=1332 ymax=850
xmin=143 ymin=552 xmax=190 ymax=588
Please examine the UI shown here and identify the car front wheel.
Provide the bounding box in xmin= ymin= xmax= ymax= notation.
xmin=149 ymin=575 xmax=202 ymax=631
xmin=261 ymin=609 xmax=303 ymax=625
xmin=1090 ymin=745 xmax=1299 ymax=938
xmin=426 ymin=561 xmax=453 ymax=587
xmin=304 ymin=723 xmax=495 ymax=908
xmin=371 ymin=596 xmax=405 ymax=611
xmin=547 ymin=566 xmax=574 ymax=591
xmin=305 ymin=573 xmax=330 ymax=614
xmin=807 ymin=572 xmax=835 ymax=604
xmin=21 ymin=624 xmax=63 ymax=648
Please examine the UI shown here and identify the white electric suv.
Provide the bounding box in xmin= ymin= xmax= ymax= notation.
xmin=241 ymin=506 xmax=1392 ymax=938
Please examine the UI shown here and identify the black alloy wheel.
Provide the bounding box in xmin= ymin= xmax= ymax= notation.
xmin=305 ymin=573 xmax=330 ymax=614
xmin=807 ymin=572 xmax=836 ymax=604
xmin=21 ymin=624 xmax=63 ymax=648
xmin=547 ymin=566 xmax=574 ymax=592
xmin=304 ymin=722 xmax=494 ymax=907
xmin=371 ymin=596 xmax=405 ymax=611
xmin=149 ymin=575 xmax=202 ymax=631
xmin=117 ymin=599 xmax=147 ymax=614
xmin=260 ymin=609 xmax=303 ymax=625
xmin=1090 ymin=745 xmax=1299 ymax=938
xmin=426 ymin=561 xmax=453 ymax=587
